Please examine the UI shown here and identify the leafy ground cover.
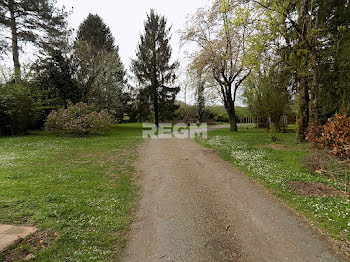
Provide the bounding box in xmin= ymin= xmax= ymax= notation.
xmin=197 ymin=127 xmax=350 ymax=245
xmin=0 ymin=124 xmax=143 ymax=261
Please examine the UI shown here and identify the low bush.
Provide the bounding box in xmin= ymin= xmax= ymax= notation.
xmin=304 ymin=150 xmax=333 ymax=172
xmin=214 ymin=113 xmax=229 ymax=123
xmin=306 ymin=113 xmax=350 ymax=159
xmin=0 ymin=83 xmax=35 ymax=135
xmin=45 ymin=102 xmax=114 ymax=135
xmin=269 ymin=123 xmax=279 ymax=142
xmin=305 ymin=125 xmax=323 ymax=147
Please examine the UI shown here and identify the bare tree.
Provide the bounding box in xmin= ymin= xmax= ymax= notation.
xmin=181 ymin=0 xmax=260 ymax=131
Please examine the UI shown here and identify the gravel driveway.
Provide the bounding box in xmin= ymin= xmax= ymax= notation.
xmin=121 ymin=135 xmax=345 ymax=262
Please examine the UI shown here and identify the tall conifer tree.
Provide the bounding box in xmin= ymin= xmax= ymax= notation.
xmin=131 ymin=9 xmax=179 ymax=127
xmin=74 ymin=14 xmax=126 ymax=111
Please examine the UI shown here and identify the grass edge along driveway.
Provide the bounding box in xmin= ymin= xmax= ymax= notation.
xmin=197 ymin=127 xmax=350 ymax=253
xmin=0 ymin=123 xmax=143 ymax=262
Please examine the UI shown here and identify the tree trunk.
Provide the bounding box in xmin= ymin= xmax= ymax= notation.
xmin=154 ymin=85 xmax=159 ymax=128
xmin=227 ymin=107 xmax=238 ymax=131
xmin=152 ymin=65 xmax=159 ymax=129
xmin=309 ymin=9 xmax=319 ymax=126
xmin=310 ymin=57 xmax=319 ymax=126
xmin=222 ymin=83 xmax=238 ymax=132
xmin=9 ymin=0 xmax=21 ymax=84
xmin=296 ymin=0 xmax=311 ymax=141
xmin=297 ymin=75 xmax=310 ymax=141
xmin=197 ymin=81 xmax=205 ymax=123
xmin=226 ymin=93 xmax=238 ymax=132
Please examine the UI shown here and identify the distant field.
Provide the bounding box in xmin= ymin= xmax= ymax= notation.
xmin=0 ymin=124 xmax=143 ymax=261
xmin=197 ymin=127 xmax=350 ymax=245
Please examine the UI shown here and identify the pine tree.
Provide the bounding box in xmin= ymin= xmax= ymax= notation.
xmin=33 ymin=50 xmax=81 ymax=108
xmin=74 ymin=14 xmax=126 ymax=111
xmin=0 ymin=0 xmax=68 ymax=83
xmin=131 ymin=9 xmax=179 ymax=128
xmin=76 ymin=14 xmax=115 ymax=53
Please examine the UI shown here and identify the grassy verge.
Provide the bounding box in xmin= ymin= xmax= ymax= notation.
xmin=0 ymin=123 xmax=143 ymax=261
xmin=197 ymin=127 xmax=350 ymax=244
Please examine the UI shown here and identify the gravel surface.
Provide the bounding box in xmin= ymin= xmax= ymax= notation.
xmin=121 ymin=135 xmax=345 ymax=262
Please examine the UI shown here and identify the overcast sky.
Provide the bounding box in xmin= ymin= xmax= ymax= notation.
xmin=58 ymin=0 xmax=210 ymax=69
xmin=55 ymin=0 xmax=215 ymax=104
xmin=0 ymin=0 xmax=226 ymax=105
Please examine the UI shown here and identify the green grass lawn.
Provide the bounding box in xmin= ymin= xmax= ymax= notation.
xmin=197 ymin=127 xmax=350 ymax=244
xmin=0 ymin=123 xmax=143 ymax=261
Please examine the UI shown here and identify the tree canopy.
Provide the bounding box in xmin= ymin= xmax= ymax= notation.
xmin=181 ymin=0 xmax=263 ymax=131
xmin=131 ymin=9 xmax=179 ymax=127
xmin=74 ymin=13 xmax=127 ymax=115
xmin=0 ymin=0 xmax=69 ymax=82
